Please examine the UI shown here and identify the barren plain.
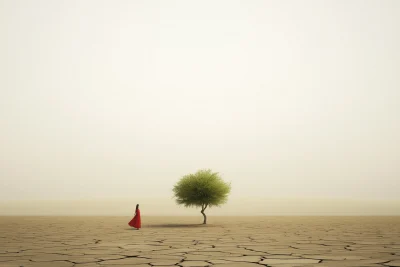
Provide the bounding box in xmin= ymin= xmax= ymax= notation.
xmin=0 ymin=216 xmax=399 ymax=267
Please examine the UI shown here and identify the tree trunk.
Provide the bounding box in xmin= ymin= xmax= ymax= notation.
xmin=201 ymin=210 xmax=207 ymax=224
xmin=201 ymin=204 xmax=208 ymax=224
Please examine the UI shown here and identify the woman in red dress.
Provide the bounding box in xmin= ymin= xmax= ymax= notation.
xmin=128 ymin=204 xmax=141 ymax=230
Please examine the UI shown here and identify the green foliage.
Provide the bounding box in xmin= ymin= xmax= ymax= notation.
xmin=173 ymin=169 xmax=231 ymax=209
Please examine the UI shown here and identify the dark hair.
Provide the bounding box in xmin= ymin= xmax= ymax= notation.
xmin=136 ymin=204 xmax=139 ymax=210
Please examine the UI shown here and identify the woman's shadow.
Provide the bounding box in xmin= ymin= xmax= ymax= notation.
xmin=125 ymin=223 xmax=218 ymax=230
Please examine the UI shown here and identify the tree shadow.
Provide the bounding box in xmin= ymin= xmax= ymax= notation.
xmin=146 ymin=223 xmax=209 ymax=228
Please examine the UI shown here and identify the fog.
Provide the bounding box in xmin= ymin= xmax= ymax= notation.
xmin=1 ymin=1 xmax=399 ymax=215
xmin=1 ymin=198 xmax=400 ymax=216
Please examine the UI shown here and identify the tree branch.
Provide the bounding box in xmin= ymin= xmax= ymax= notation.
xmin=203 ymin=203 xmax=208 ymax=211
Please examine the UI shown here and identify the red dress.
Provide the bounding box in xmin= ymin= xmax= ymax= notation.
xmin=128 ymin=209 xmax=141 ymax=229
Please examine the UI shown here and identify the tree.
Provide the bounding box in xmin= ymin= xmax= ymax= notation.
xmin=172 ymin=169 xmax=231 ymax=224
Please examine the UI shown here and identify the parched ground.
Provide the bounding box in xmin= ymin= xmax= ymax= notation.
xmin=0 ymin=216 xmax=399 ymax=267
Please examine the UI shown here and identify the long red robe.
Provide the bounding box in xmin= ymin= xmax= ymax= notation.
xmin=128 ymin=209 xmax=141 ymax=229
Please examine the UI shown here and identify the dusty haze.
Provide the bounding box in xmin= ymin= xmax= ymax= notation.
xmin=0 ymin=0 xmax=399 ymax=215
xmin=1 ymin=198 xmax=400 ymax=216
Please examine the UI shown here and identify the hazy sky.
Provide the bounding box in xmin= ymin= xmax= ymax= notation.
xmin=1 ymin=0 xmax=399 ymax=201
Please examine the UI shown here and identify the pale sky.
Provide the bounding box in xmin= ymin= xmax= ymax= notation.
xmin=1 ymin=0 xmax=399 ymax=202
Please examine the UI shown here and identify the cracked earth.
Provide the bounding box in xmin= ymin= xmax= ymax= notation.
xmin=0 ymin=216 xmax=399 ymax=267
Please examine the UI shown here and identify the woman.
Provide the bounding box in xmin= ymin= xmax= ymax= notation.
xmin=128 ymin=204 xmax=141 ymax=230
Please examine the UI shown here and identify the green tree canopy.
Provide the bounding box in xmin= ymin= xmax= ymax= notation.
xmin=172 ymin=169 xmax=231 ymax=224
